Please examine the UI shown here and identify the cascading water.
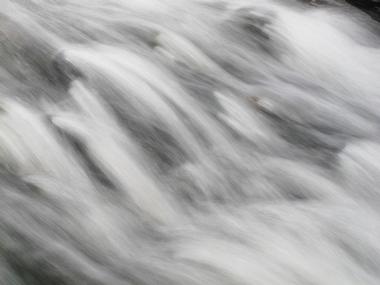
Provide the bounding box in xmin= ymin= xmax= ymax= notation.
xmin=1 ymin=0 xmax=380 ymax=284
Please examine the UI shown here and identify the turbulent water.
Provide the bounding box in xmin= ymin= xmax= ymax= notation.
xmin=1 ymin=0 xmax=380 ymax=284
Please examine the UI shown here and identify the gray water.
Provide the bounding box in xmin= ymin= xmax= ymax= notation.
xmin=1 ymin=0 xmax=380 ymax=284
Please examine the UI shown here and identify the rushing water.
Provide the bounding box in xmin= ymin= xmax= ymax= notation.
xmin=0 ymin=0 xmax=380 ymax=284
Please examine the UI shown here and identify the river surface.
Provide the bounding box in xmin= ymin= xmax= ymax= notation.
xmin=1 ymin=0 xmax=380 ymax=284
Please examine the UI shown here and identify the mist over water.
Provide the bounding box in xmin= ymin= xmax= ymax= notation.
xmin=1 ymin=0 xmax=380 ymax=284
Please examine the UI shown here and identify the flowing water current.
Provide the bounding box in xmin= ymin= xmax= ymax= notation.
xmin=1 ymin=0 xmax=380 ymax=284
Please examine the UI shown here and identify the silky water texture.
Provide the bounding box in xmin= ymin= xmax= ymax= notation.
xmin=0 ymin=0 xmax=380 ymax=284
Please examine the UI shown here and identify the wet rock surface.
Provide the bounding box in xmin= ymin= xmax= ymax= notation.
xmin=347 ymin=0 xmax=380 ymax=21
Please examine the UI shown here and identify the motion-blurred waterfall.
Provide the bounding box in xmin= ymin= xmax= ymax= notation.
xmin=1 ymin=0 xmax=380 ymax=284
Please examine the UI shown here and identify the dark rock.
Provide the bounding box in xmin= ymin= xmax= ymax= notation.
xmin=346 ymin=0 xmax=380 ymax=21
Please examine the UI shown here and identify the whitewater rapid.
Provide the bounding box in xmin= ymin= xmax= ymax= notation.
xmin=0 ymin=0 xmax=380 ymax=284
